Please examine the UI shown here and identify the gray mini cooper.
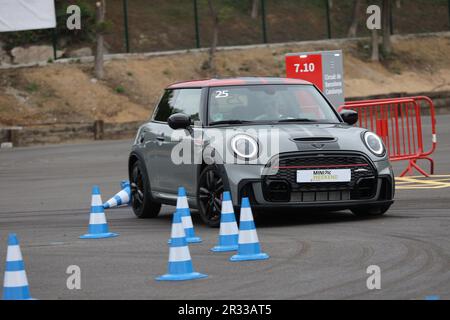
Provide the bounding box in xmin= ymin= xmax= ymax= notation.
xmin=128 ymin=77 xmax=394 ymax=227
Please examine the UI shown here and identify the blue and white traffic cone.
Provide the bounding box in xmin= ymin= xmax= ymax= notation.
xmin=156 ymin=209 xmax=207 ymax=281
xmin=169 ymin=187 xmax=201 ymax=244
xmin=230 ymin=197 xmax=269 ymax=262
xmin=211 ymin=191 xmax=238 ymax=252
xmin=80 ymin=185 xmax=118 ymax=239
xmin=3 ymin=234 xmax=33 ymax=300
xmin=103 ymin=180 xmax=131 ymax=209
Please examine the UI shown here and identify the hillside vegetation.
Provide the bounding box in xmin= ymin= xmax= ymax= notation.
xmin=0 ymin=33 xmax=449 ymax=126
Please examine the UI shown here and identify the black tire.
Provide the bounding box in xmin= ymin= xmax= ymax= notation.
xmin=351 ymin=204 xmax=391 ymax=217
xmin=197 ymin=165 xmax=228 ymax=227
xmin=130 ymin=159 xmax=161 ymax=218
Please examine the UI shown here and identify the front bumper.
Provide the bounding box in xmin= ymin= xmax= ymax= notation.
xmin=223 ymin=152 xmax=395 ymax=209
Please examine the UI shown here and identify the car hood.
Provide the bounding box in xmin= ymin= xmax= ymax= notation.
xmin=204 ymin=123 xmax=385 ymax=164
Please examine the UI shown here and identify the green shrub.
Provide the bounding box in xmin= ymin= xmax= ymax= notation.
xmin=115 ymin=86 xmax=125 ymax=94
xmin=25 ymin=83 xmax=39 ymax=93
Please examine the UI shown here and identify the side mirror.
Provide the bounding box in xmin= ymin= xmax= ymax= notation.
xmin=168 ymin=113 xmax=191 ymax=130
xmin=340 ymin=110 xmax=358 ymax=125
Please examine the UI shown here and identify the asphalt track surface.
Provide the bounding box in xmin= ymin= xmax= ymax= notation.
xmin=0 ymin=115 xmax=449 ymax=300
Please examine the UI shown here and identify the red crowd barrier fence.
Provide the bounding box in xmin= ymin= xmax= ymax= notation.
xmin=338 ymin=96 xmax=437 ymax=177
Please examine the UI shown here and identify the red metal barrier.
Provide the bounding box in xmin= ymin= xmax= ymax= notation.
xmin=338 ymin=96 xmax=437 ymax=177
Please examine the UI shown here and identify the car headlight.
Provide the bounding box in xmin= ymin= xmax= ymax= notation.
xmin=230 ymin=134 xmax=259 ymax=159
xmin=363 ymin=131 xmax=385 ymax=156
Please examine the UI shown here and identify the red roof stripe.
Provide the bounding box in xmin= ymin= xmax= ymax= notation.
xmin=166 ymin=77 xmax=311 ymax=89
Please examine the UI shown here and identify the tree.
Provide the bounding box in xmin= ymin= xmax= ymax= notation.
xmin=250 ymin=0 xmax=259 ymax=19
xmin=366 ymin=4 xmax=381 ymax=62
xmin=347 ymin=0 xmax=362 ymax=37
xmin=205 ymin=0 xmax=219 ymax=73
xmin=381 ymin=0 xmax=392 ymax=55
xmin=371 ymin=29 xmax=379 ymax=62
xmin=94 ymin=0 xmax=106 ymax=79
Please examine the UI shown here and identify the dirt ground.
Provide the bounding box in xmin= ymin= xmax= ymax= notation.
xmin=0 ymin=33 xmax=449 ymax=126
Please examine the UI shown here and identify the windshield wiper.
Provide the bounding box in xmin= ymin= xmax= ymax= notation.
xmin=277 ymin=118 xmax=318 ymax=123
xmin=209 ymin=120 xmax=251 ymax=126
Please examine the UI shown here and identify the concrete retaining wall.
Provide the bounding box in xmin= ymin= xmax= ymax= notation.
xmin=0 ymin=121 xmax=142 ymax=147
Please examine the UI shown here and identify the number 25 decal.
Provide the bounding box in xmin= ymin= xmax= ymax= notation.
xmin=215 ymin=90 xmax=229 ymax=98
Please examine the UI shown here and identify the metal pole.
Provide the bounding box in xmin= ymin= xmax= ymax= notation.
xmin=123 ymin=0 xmax=130 ymax=53
xmin=193 ymin=0 xmax=200 ymax=48
xmin=261 ymin=0 xmax=267 ymax=43
xmin=51 ymin=3 xmax=58 ymax=61
xmin=52 ymin=28 xmax=57 ymax=60
xmin=389 ymin=0 xmax=394 ymax=35
xmin=325 ymin=0 xmax=331 ymax=39
xmin=448 ymin=0 xmax=450 ymax=30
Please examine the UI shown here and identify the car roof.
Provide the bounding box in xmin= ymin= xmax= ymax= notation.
xmin=166 ymin=77 xmax=312 ymax=89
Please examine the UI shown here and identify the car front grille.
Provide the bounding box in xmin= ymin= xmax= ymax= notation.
xmin=262 ymin=153 xmax=377 ymax=202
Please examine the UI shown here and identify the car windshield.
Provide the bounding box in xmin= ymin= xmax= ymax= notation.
xmin=208 ymin=84 xmax=340 ymax=125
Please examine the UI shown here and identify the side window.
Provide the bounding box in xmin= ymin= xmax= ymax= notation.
xmin=153 ymin=90 xmax=175 ymax=122
xmin=153 ymin=89 xmax=201 ymax=123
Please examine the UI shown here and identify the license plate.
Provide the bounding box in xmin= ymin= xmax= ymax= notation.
xmin=296 ymin=169 xmax=351 ymax=183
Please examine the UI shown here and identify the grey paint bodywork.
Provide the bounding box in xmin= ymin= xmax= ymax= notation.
xmin=129 ymin=83 xmax=394 ymax=209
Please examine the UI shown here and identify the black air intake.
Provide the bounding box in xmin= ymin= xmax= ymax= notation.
xmin=293 ymin=137 xmax=336 ymax=142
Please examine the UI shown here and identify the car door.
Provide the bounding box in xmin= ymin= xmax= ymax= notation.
xmin=145 ymin=88 xmax=202 ymax=196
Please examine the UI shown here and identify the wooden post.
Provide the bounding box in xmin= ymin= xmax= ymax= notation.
xmin=93 ymin=120 xmax=104 ymax=140
xmin=5 ymin=127 xmax=22 ymax=146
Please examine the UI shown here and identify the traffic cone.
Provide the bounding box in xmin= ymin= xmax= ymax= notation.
xmin=230 ymin=197 xmax=269 ymax=262
xmin=103 ymin=180 xmax=131 ymax=209
xmin=80 ymin=185 xmax=118 ymax=239
xmin=169 ymin=187 xmax=201 ymax=244
xmin=3 ymin=234 xmax=33 ymax=300
xmin=211 ymin=191 xmax=238 ymax=252
xmin=156 ymin=209 xmax=207 ymax=281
